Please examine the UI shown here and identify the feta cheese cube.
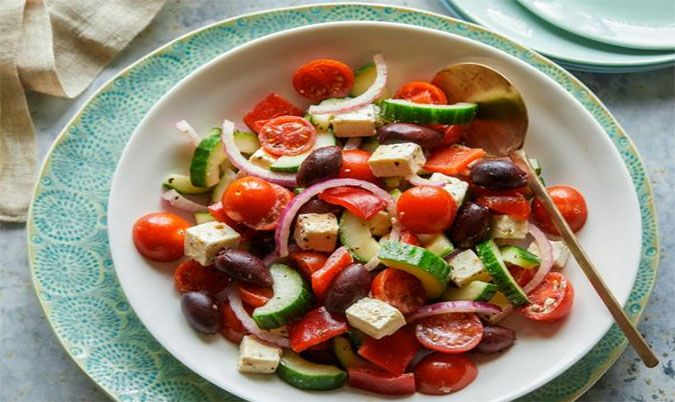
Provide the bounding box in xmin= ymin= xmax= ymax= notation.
xmin=491 ymin=215 xmax=528 ymax=239
xmin=346 ymin=297 xmax=406 ymax=339
xmin=248 ymin=147 xmax=277 ymax=169
xmin=237 ymin=335 xmax=282 ymax=374
xmin=331 ymin=104 xmax=377 ymax=137
xmin=429 ymin=173 xmax=469 ymax=207
xmin=184 ymin=221 xmax=240 ymax=265
xmin=528 ymin=240 xmax=571 ymax=269
xmin=367 ymin=210 xmax=392 ymax=236
xmin=293 ymin=213 xmax=339 ymax=252
xmin=368 ymin=143 xmax=426 ymax=177
xmin=449 ymin=249 xmax=491 ymax=286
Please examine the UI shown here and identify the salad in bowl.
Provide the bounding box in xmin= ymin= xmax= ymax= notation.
xmin=130 ymin=54 xmax=587 ymax=396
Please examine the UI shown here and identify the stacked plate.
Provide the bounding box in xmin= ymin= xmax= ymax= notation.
xmin=443 ymin=0 xmax=675 ymax=72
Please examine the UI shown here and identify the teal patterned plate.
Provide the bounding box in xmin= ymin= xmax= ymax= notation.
xmin=27 ymin=4 xmax=659 ymax=402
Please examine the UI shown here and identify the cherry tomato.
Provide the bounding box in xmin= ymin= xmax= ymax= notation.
xmin=290 ymin=250 xmax=329 ymax=279
xmin=292 ymin=59 xmax=355 ymax=101
xmin=235 ymin=282 xmax=273 ymax=308
xmin=509 ymin=266 xmax=536 ymax=288
xmin=242 ymin=183 xmax=293 ymax=231
xmin=371 ymin=268 xmax=426 ymax=314
xmin=532 ymin=185 xmax=588 ymax=235
xmin=259 ymin=116 xmax=316 ymax=156
xmin=397 ymin=186 xmax=457 ymax=234
xmin=427 ymin=124 xmax=468 ymax=146
xmin=476 ymin=194 xmax=531 ymax=219
xmin=399 ymin=229 xmax=421 ymax=247
xmin=522 ymin=272 xmax=574 ymax=321
xmin=132 ymin=212 xmax=191 ymax=262
xmin=415 ymin=313 xmax=483 ymax=353
xmin=243 ymin=93 xmax=303 ymax=133
xmin=338 ymin=149 xmax=378 ymax=183
xmin=219 ymin=301 xmax=246 ymax=343
xmin=414 ymin=353 xmax=478 ymax=395
xmin=174 ymin=260 xmax=230 ymax=295
xmin=395 ymin=81 xmax=448 ymax=105
xmin=222 ymin=177 xmax=277 ymax=224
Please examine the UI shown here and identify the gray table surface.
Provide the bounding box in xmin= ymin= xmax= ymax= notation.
xmin=1 ymin=1 xmax=673 ymax=401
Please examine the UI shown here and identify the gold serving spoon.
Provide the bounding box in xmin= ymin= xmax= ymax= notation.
xmin=433 ymin=63 xmax=658 ymax=367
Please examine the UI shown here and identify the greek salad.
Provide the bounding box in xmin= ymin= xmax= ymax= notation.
xmin=132 ymin=54 xmax=588 ymax=396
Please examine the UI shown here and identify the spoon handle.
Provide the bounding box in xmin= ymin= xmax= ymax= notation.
xmin=511 ymin=150 xmax=659 ymax=368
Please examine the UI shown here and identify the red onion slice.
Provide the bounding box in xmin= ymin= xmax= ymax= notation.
xmin=275 ymin=178 xmax=398 ymax=257
xmin=364 ymin=256 xmax=381 ymax=271
xmin=407 ymin=301 xmax=502 ymax=322
xmin=343 ymin=137 xmax=362 ymax=150
xmin=162 ymin=189 xmax=207 ymax=212
xmin=522 ymin=223 xmax=554 ymax=294
xmin=308 ymin=54 xmax=387 ymax=115
xmin=220 ymin=120 xmax=297 ymax=187
xmin=226 ymin=285 xmax=289 ymax=348
xmin=406 ymin=174 xmax=445 ymax=187
xmin=175 ymin=120 xmax=201 ymax=147
xmin=262 ymin=253 xmax=278 ymax=268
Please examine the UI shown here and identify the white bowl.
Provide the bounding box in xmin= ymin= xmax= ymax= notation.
xmin=108 ymin=21 xmax=641 ymax=402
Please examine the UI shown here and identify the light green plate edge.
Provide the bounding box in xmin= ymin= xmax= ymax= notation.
xmin=26 ymin=4 xmax=660 ymax=402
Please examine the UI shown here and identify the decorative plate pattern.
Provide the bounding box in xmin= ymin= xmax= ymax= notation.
xmin=27 ymin=4 xmax=659 ymax=402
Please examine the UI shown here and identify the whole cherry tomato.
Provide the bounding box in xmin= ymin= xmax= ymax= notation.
xmin=414 ymin=353 xmax=478 ymax=395
xmin=397 ymin=186 xmax=456 ymax=233
xmin=338 ymin=149 xmax=378 ymax=183
xmin=222 ymin=177 xmax=277 ymax=224
xmin=532 ymin=185 xmax=587 ymax=235
xmin=133 ymin=212 xmax=191 ymax=262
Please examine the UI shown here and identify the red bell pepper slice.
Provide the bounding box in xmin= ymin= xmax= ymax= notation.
xmin=243 ymin=93 xmax=304 ymax=133
xmin=289 ymin=306 xmax=349 ymax=352
xmin=290 ymin=250 xmax=329 ymax=279
xmin=424 ymin=145 xmax=486 ymax=176
xmin=348 ymin=367 xmax=416 ymax=396
xmin=234 ymin=282 xmax=273 ymax=308
xmin=311 ymin=246 xmax=353 ymax=300
xmin=207 ymin=202 xmax=256 ymax=240
xmin=358 ymin=326 xmax=420 ymax=376
xmin=318 ymin=186 xmax=386 ymax=220
xmin=476 ymin=193 xmax=531 ymax=219
xmin=219 ymin=301 xmax=246 ymax=344
xmin=399 ymin=229 xmax=421 ymax=246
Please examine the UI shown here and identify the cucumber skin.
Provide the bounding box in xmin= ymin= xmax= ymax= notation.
xmin=163 ymin=174 xmax=210 ymax=194
xmin=189 ymin=131 xmax=224 ymax=187
xmin=381 ymin=99 xmax=477 ymax=125
xmin=378 ymin=241 xmax=451 ymax=298
xmin=233 ymin=130 xmax=260 ymax=154
xmin=277 ymin=352 xmax=347 ymax=391
xmin=476 ymin=240 xmax=529 ymax=306
xmin=333 ymin=336 xmax=366 ymax=369
xmin=443 ymin=281 xmax=497 ymax=302
xmin=500 ymin=245 xmax=540 ymax=269
xmin=252 ymin=264 xmax=313 ymax=329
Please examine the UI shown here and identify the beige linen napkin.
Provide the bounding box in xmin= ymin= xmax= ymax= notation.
xmin=0 ymin=0 xmax=165 ymax=222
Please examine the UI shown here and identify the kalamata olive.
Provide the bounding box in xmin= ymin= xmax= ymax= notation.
xmin=378 ymin=123 xmax=444 ymax=149
xmin=297 ymin=197 xmax=342 ymax=216
xmin=248 ymin=233 xmax=276 ymax=259
xmin=181 ymin=291 xmax=221 ymax=334
xmin=470 ymin=159 xmax=528 ymax=190
xmin=296 ymin=146 xmax=342 ymax=187
xmin=325 ymin=263 xmax=372 ymax=313
xmin=474 ymin=325 xmax=516 ymax=353
xmin=214 ymin=247 xmax=272 ymax=287
xmin=448 ymin=202 xmax=491 ymax=248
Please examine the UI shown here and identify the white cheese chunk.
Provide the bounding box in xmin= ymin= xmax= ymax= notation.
xmin=345 ymin=297 xmax=406 ymax=339
xmin=237 ymin=335 xmax=282 ymax=374
xmin=367 ymin=210 xmax=392 ymax=236
xmin=184 ymin=221 xmax=241 ymax=266
xmin=331 ymin=104 xmax=377 ymax=137
xmin=429 ymin=173 xmax=469 ymax=207
xmin=293 ymin=213 xmax=339 ymax=252
xmin=528 ymin=240 xmax=571 ymax=269
xmin=491 ymin=215 xmax=528 ymax=239
xmin=248 ymin=147 xmax=277 ymax=169
xmin=368 ymin=143 xmax=426 ymax=177
xmin=449 ymin=249 xmax=491 ymax=286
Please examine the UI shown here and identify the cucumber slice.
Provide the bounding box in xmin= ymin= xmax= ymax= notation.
xmin=210 ymin=167 xmax=237 ymax=204
xmin=333 ymin=336 xmax=367 ymax=369
xmin=530 ymin=158 xmax=542 ymax=176
xmin=163 ymin=174 xmax=211 ymax=194
xmin=277 ymin=350 xmax=346 ymax=391
xmin=381 ymin=99 xmax=477 ymax=125
xmin=234 ymin=130 xmax=260 ymax=154
xmin=378 ymin=241 xmax=451 ymax=298
xmin=350 ymin=63 xmax=391 ymax=99
xmin=482 ymin=291 xmax=513 ymax=324
xmin=442 ymin=281 xmax=497 ymax=302
xmin=390 ymin=188 xmax=402 ymax=200
xmin=418 ymin=233 xmax=455 ymax=258
xmin=339 ymin=211 xmax=380 ymax=263
xmin=194 ymin=211 xmax=215 ymax=224
xmin=500 ymin=245 xmax=540 ymax=269
xmin=307 ymin=99 xmax=342 ymax=130
xmin=475 ymin=240 xmax=529 ymax=306
xmin=190 ymin=129 xmax=227 ymax=187
xmin=270 ymin=131 xmax=336 ymax=173
xmin=252 ymin=264 xmax=313 ymax=329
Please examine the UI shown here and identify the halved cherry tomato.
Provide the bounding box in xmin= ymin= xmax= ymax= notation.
xmin=348 ymin=367 xmax=416 ymax=396
xmin=174 ymin=260 xmax=230 ymax=295
xmin=371 ymin=268 xmax=426 ymax=314
xmin=338 ymin=149 xmax=378 ymax=183
xmin=133 ymin=212 xmax=191 ymax=262
xmin=289 ymin=306 xmax=349 ymax=352
xmin=415 ymin=313 xmax=483 ymax=353
xmin=397 ymin=186 xmax=456 ymax=234
xmin=311 ymin=246 xmax=353 ymax=300
xmin=223 ymin=177 xmax=277 ymax=223
xmin=292 ymin=59 xmax=354 ymax=101
xmin=235 ymin=281 xmax=273 ymax=308
xmin=318 ymin=186 xmax=386 ymax=220
xmin=290 ymin=250 xmax=329 ymax=279
xmin=259 ymin=116 xmax=316 ymax=156
xmin=522 ymin=272 xmax=574 ymax=321
xmin=476 ymin=193 xmax=531 ymax=219
xmin=471 ymin=186 xmax=532 ymax=199
xmin=509 ymin=266 xmax=536 ymax=288
xmin=395 ymin=81 xmax=448 ymax=105
xmin=424 ymin=145 xmax=486 ymax=176
xmin=532 ymin=185 xmax=588 ymax=235
xmin=399 ymin=229 xmax=421 ymax=247
xmin=414 ymin=353 xmax=478 ymax=395
xmin=358 ymin=326 xmax=420 ymax=375
xmin=219 ymin=301 xmax=246 ymax=343
xmin=243 ymin=93 xmax=303 ymax=133
xmin=207 ymin=202 xmax=256 ymax=240
xmin=242 ymin=183 xmax=293 ymax=231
